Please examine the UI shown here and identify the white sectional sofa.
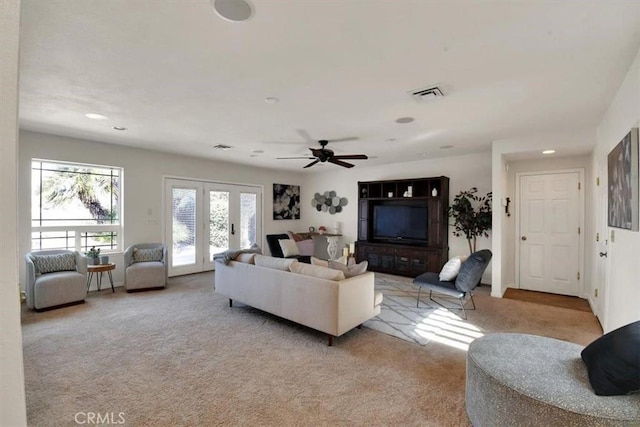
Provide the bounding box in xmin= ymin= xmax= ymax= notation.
xmin=214 ymin=255 xmax=383 ymax=345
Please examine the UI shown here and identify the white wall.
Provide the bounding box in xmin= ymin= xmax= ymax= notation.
xmin=593 ymin=47 xmax=640 ymax=333
xmin=504 ymin=155 xmax=593 ymax=297
xmin=18 ymin=130 xmax=306 ymax=287
xmin=301 ymin=152 xmax=493 ymax=282
xmin=0 ymin=0 xmax=27 ymax=424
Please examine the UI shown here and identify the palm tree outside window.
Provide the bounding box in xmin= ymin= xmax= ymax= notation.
xmin=31 ymin=160 xmax=122 ymax=253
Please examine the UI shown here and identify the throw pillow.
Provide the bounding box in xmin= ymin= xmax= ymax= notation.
xmin=133 ymin=247 xmax=164 ymax=263
xmin=286 ymin=231 xmax=305 ymax=242
xmin=254 ymin=255 xmax=297 ymax=271
xmin=289 ymin=262 xmax=346 ymax=281
xmin=311 ymin=256 xmax=347 ymax=267
xmin=31 ymin=253 xmax=76 ymax=274
xmin=310 ymin=256 xmax=329 ymax=267
xmin=279 ymin=239 xmax=300 ymax=257
xmin=439 ymin=256 xmax=463 ymax=281
xmin=581 ymin=320 xmax=640 ymax=396
xmin=328 ymin=260 xmax=368 ymax=278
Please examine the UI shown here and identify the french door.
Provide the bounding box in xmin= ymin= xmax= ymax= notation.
xmin=165 ymin=178 xmax=262 ymax=276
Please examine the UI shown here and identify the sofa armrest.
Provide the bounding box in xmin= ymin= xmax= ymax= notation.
xmin=336 ymin=272 xmax=377 ymax=336
xmin=24 ymin=255 xmax=36 ymax=309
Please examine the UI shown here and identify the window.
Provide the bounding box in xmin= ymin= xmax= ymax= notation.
xmin=31 ymin=160 xmax=122 ymax=253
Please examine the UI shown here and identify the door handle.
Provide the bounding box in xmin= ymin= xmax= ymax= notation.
xmin=521 ymin=236 xmax=527 ymax=241
xmin=599 ymin=252 xmax=607 ymax=258
xmin=231 ymin=223 xmax=235 ymax=235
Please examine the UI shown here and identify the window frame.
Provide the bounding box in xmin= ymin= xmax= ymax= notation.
xmin=31 ymin=159 xmax=124 ymax=254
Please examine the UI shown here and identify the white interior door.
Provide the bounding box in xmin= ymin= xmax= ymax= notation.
xmin=518 ymin=171 xmax=583 ymax=296
xmin=165 ymin=178 xmax=261 ymax=276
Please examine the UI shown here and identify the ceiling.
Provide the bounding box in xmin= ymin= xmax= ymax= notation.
xmin=19 ymin=0 xmax=640 ymax=171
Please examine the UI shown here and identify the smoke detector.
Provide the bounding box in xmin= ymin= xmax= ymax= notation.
xmin=409 ymin=85 xmax=445 ymax=102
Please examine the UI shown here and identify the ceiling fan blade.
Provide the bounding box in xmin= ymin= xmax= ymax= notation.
xmin=328 ymin=158 xmax=355 ymax=168
xmin=332 ymin=154 xmax=368 ymax=160
xmin=276 ymin=156 xmax=316 ymax=160
xmin=326 ymin=136 xmax=359 ymax=143
xmin=303 ymin=159 xmax=320 ymax=168
xmin=296 ymin=129 xmax=315 ymax=143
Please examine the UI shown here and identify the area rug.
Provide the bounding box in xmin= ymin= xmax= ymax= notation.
xmin=364 ymin=273 xmax=599 ymax=350
xmin=364 ymin=273 xmax=486 ymax=348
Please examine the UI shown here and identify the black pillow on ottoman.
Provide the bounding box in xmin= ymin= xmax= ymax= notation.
xmin=581 ymin=320 xmax=640 ymax=396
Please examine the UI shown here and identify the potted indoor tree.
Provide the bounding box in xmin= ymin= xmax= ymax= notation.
xmin=448 ymin=187 xmax=492 ymax=254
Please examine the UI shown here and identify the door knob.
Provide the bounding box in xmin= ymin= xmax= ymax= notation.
xmin=521 ymin=236 xmax=527 ymax=241
xmin=599 ymin=252 xmax=607 ymax=258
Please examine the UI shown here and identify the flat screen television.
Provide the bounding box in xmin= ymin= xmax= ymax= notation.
xmin=372 ymin=204 xmax=428 ymax=243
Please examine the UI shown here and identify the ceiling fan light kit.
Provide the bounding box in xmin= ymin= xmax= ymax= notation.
xmin=278 ymin=139 xmax=368 ymax=169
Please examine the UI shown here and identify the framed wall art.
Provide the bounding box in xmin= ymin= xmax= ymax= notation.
xmin=273 ymin=183 xmax=300 ymax=220
xmin=608 ymin=127 xmax=639 ymax=231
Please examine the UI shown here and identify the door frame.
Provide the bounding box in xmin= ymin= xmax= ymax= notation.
xmin=163 ymin=175 xmax=264 ymax=277
xmin=514 ymin=168 xmax=585 ymax=297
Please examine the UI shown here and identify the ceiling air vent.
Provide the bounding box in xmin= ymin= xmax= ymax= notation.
xmin=212 ymin=144 xmax=233 ymax=150
xmin=409 ymin=85 xmax=445 ymax=102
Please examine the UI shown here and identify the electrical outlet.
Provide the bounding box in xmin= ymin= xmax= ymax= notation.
xmin=611 ymin=230 xmax=615 ymax=243
xmin=595 ymin=289 xmax=598 ymax=298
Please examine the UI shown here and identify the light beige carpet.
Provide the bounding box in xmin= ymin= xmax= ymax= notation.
xmin=21 ymin=272 xmax=602 ymax=427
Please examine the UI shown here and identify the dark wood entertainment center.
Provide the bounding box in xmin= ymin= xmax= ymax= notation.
xmin=355 ymin=176 xmax=449 ymax=277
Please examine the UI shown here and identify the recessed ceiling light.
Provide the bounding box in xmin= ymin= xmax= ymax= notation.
xmin=542 ymin=150 xmax=556 ymax=154
xmin=211 ymin=144 xmax=233 ymax=150
xmin=385 ymin=138 xmax=397 ymax=143
xmin=211 ymin=0 xmax=254 ymax=22
xmin=440 ymin=145 xmax=453 ymax=149
xmin=251 ymin=149 xmax=264 ymax=154
xmin=395 ymin=117 xmax=415 ymax=124
xmin=112 ymin=126 xmax=126 ymax=131
xmin=264 ymin=97 xmax=279 ymax=104
xmin=249 ymin=154 xmax=258 ymax=157
xmin=85 ymin=113 xmax=108 ymax=120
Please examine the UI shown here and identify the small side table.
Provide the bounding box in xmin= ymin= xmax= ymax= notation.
xmin=87 ymin=263 xmax=116 ymax=293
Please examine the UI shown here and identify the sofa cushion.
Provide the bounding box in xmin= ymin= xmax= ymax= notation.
xmin=311 ymin=256 xmax=347 ymax=267
xmin=279 ymin=239 xmax=300 ymax=257
xmin=234 ymin=253 xmax=256 ymax=264
xmin=581 ymin=321 xmax=640 ymax=396
xmin=31 ymin=253 xmax=76 ymax=274
xmin=254 ymin=255 xmax=297 ymax=271
xmin=290 ymin=262 xmax=346 ymax=281
xmin=328 ymin=260 xmax=368 ymax=278
xmin=133 ymin=247 xmax=163 ymax=263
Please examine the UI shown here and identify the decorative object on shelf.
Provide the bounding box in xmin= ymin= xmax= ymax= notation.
xmin=273 ymin=183 xmax=300 ymax=220
xmin=607 ymin=127 xmax=638 ymax=231
xmin=311 ymin=191 xmax=348 ymax=214
xmin=448 ymin=187 xmax=492 ymax=254
xmin=388 ymin=191 xmax=393 ymax=198
xmin=334 ymin=221 xmax=342 ymax=234
xmin=432 ymin=187 xmax=438 ymax=197
xmin=318 ymin=225 xmax=327 ymax=235
xmin=308 ymin=226 xmax=316 ymax=232
xmin=100 ymin=255 xmax=109 ymax=265
xmin=85 ymin=246 xmax=101 ymax=265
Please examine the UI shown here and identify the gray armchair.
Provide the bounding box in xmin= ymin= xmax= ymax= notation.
xmin=25 ymin=250 xmax=88 ymax=311
xmin=123 ymin=243 xmax=168 ymax=292
xmin=413 ymin=249 xmax=492 ymax=319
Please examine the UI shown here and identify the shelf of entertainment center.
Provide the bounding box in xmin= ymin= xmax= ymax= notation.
xmin=356 ymin=176 xmax=449 ymax=277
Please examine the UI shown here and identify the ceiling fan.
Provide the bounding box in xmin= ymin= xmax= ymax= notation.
xmin=277 ymin=139 xmax=368 ymax=169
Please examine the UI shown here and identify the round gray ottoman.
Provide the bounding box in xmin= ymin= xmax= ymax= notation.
xmin=466 ymin=333 xmax=640 ymax=427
